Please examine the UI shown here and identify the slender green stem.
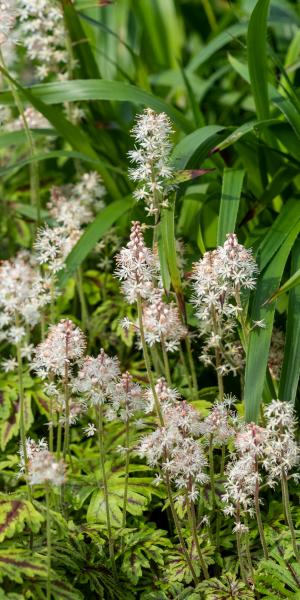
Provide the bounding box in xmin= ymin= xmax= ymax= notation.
xmin=15 ymin=317 xmax=31 ymax=502
xmin=46 ymin=484 xmax=52 ymax=600
xmin=164 ymin=470 xmax=198 ymax=586
xmin=235 ymin=505 xmax=247 ymax=585
xmin=179 ymin=345 xmax=194 ymax=398
xmin=76 ymin=267 xmax=89 ymax=332
xmin=97 ymin=404 xmax=117 ymax=578
xmin=281 ymin=470 xmax=300 ymax=562
xmin=56 ymin=419 xmax=62 ymax=459
xmin=201 ymin=0 xmax=218 ymax=31
xmin=215 ymin=445 xmax=226 ymax=550
xmin=161 ymin=335 xmax=172 ymax=386
xmin=187 ymin=494 xmax=209 ymax=579
xmin=254 ymin=461 xmax=268 ymax=559
xmin=220 ymin=445 xmax=226 ymax=477
xmin=137 ymin=296 xmax=197 ymax=584
xmin=209 ymin=435 xmax=216 ymax=510
xmin=137 ymin=295 xmax=163 ymax=425
xmin=122 ymin=418 xmax=130 ymax=534
xmin=62 ymin=358 xmax=70 ymax=462
xmin=49 ymin=397 xmax=54 ymax=454
xmin=185 ymin=337 xmax=198 ymax=399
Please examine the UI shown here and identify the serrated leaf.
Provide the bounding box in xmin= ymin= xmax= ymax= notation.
xmin=0 ymin=550 xmax=47 ymax=584
xmin=0 ymin=498 xmax=43 ymax=542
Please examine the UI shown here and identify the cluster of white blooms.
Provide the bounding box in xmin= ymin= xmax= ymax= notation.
xmin=144 ymin=378 xmax=180 ymax=414
xmin=222 ymin=424 xmax=268 ymax=527
xmin=48 ymin=173 xmax=105 ymax=231
xmin=199 ymin=396 xmax=238 ymax=444
xmin=0 ymin=252 xmax=51 ymax=345
xmin=191 ymin=234 xmax=258 ymax=374
xmin=19 ymin=436 xmax=48 ymax=475
xmin=74 ymin=349 xmax=120 ymax=406
xmin=108 ymin=371 xmax=144 ymax=422
xmin=6 ymin=107 xmax=51 ymax=131
xmin=263 ymin=400 xmax=300 ymax=486
xmin=115 ymin=221 xmax=159 ymax=303
xmin=141 ymin=290 xmax=187 ymax=351
xmin=29 ymin=449 xmax=65 ymax=486
xmin=139 ymin=396 xmax=207 ymax=500
xmin=33 ymin=319 xmax=86 ymax=378
xmin=0 ymin=1 xmax=17 ymax=45
xmin=17 ymin=0 xmax=68 ymax=79
xmin=35 ymin=173 xmax=105 ymax=273
xmin=34 ymin=226 xmax=80 ymax=274
xmin=128 ymin=109 xmax=174 ymax=216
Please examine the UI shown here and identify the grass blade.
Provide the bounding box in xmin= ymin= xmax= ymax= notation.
xmin=247 ymin=0 xmax=271 ymax=120
xmin=0 ymin=80 xmax=193 ymax=133
xmin=244 ymin=220 xmax=300 ymax=422
xmin=278 ymin=240 xmax=300 ymax=405
xmin=171 ymin=125 xmax=225 ymax=170
xmin=217 ymin=168 xmax=245 ymax=245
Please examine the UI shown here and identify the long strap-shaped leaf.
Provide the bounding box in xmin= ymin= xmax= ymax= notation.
xmin=229 ymin=55 xmax=300 ymax=140
xmin=278 ymin=239 xmax=300 ymax=405
xmin=244 ymin=214 xmax=300 ymax=422
xmin=58 ymin=197 xmax=133 ymax=287
xmin=0 ymin=80 xmax=193 ymax=133
xmin=171 ymin=125 xmax=225 ymax=169
xmin=217 ymin=168 xmax=245 ymax=246
xmin=0 ymin=67 xmax=120 ymax=200
xmin=247 ymin=0 xmax=271 ymax=120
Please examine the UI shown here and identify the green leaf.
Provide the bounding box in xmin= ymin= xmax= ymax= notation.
xmin=0 ymin=80 xmax=192 ymax=133
xmin=229 ymin=55 xmax=300 ymax=140
xmin=0 ymin=497 xmax=43 ymax=542
xmin=217 ymin=168 xmax=245 ymax=245
xmin=0 ymin=129 xmax=55 ymax=149
xmin=58 ymin=197 xmax=133 ymax=286
xmin=61 ymin=0 xmax=101 ymax=80
xmin=244 ymin=218 xmax=300 ymax=422
xmin=279 ymin=239 xmax=300 ymax=404
xmin=0 ymin=150 xmax=111 ymax=179
xmin=171 ymin=125 xmax=225 ymax=170
xmin=257 ymin=200 xmax=300 ymax=271
xmin=0 ymin=68 xmax=120 ymax=200
xmin=160 ymin=204 xmax=184 ymax=311
xmin=188 ymin=22 xmax=248 ymax=72
xmin=0 ymin=550 xmax=47 ymax=584
xmin=0 ymin=391 xmax=33 ymax=450
xmin=247 ymin=0 xmax=271 ymax=120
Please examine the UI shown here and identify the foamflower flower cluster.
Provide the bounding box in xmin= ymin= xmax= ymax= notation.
xmin=222 ymin=401 xmax=299 ymax=532
xmin=0 ymin=252 xmax=51 ymax=346
xmin=17 ymin=0 xmax=68 ymax=79
xmin=191 ymin=233 xmax=258 ymax=375
xmin=128 ymin=108 xmax=174 ymax=216
xmin=139 ymin=394 xmax=208 ymax=501
xmin=115 ymin=221 xmax=158 ymax=303
xmin=263 ymin=399 xmax=300 ymax=486
xmin=33 ymin=319 xmax=86 ymax=378
xmin=141 ymin=290 xmax=187 ymax=352
xmin=0 ymin=1 xmax=17 ymax=45
xmin=74 ymin=349 xmax=120 ymax=407
xmin=35 ymin=172 xmax=105 ymax=274
xmin=19 ymin=437 xmax=65 ymax=486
